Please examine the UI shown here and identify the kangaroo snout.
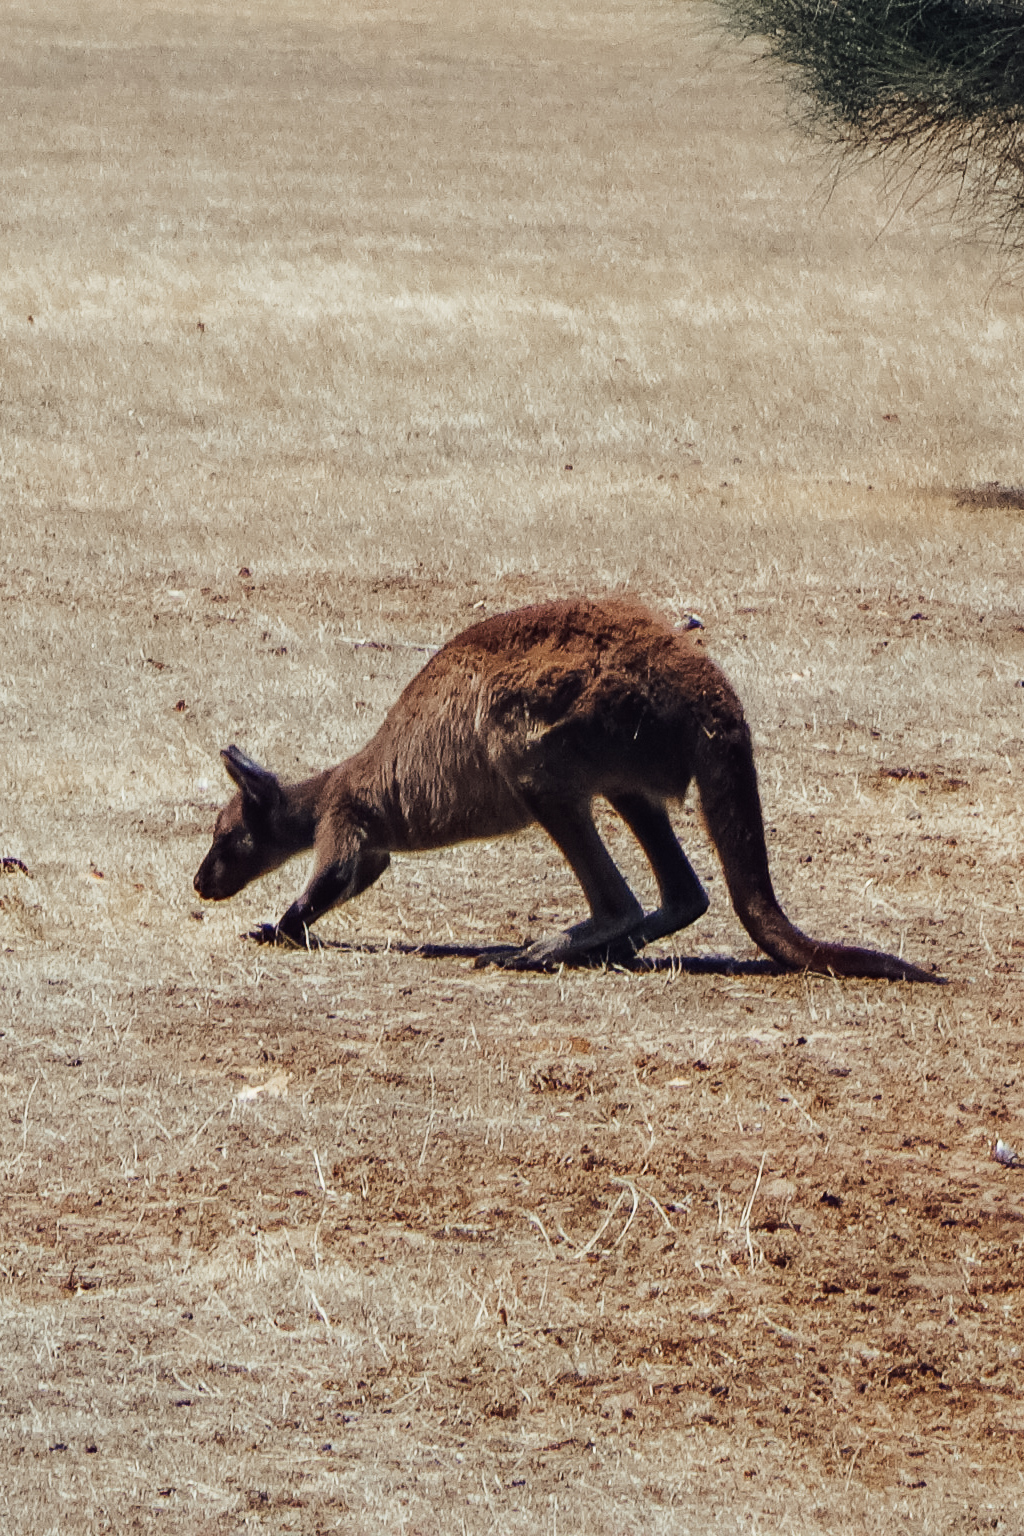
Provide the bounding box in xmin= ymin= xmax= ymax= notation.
xmin=193 ymin=850 xmax=244 ymax=902
xmin=193 ymin=857 xmax=219 ymax=900
xmin=193 ymin=866 xmax=238 ymax=902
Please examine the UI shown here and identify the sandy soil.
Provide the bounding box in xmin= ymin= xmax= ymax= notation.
xmin=1 ymin=3 xmax=1023 ymax=1531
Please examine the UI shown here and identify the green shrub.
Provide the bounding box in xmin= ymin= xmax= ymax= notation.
xmin=718 ymin=0 xmax=1024 ymax=247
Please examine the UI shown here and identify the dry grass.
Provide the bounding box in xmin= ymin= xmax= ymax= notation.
xmin=2 ymin=1 xmax=1024 ymax=1531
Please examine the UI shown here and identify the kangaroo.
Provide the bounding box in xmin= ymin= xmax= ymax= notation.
xmin=194 ymin=597 xmax=940 ymax=981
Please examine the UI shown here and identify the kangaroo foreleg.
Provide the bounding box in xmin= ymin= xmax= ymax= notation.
xmin=607 ymin=792 xmax=709 ymax=947
xmin=251 ymin=849 xmax=391 ymax=947
xmin=500 ymin=796 xmax=643 ymax=968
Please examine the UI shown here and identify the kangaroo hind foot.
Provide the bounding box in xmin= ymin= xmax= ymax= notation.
xmin=496 ymin=793 xmax=711 ymax=971
xmin=495 ymin=794 xmax=644 ymax=970
xmin=606 ymin=793 xmax=710 ymax=954
xmin=497 ymin=910 xmax=647 ymax=970
xmin=248 ymin=921 xmax=324 ymax=949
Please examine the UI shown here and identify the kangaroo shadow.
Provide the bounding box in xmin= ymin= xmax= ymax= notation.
xmin=245 ymin=928 xmax=785 ymax=977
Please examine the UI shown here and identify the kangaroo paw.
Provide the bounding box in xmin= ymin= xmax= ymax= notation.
xmin=247 ymin=923 xmax=283 ymax=945
xmin=246 ymin=922 xmax=318 ymax=949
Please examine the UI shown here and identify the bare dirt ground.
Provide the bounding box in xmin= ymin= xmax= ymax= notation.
xmin=2 ymin=3 xmax=1023 ymax=1531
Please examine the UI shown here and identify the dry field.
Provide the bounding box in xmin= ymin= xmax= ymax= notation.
xmin=2 ymin=1 xmax=1024 ymax=1531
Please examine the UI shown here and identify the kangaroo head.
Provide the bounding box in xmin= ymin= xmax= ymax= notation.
xmin=193 ymin=746 xmax=295 ymax=900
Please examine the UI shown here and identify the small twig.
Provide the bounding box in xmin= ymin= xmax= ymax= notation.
xmin=337 ymin=633 xmax=438 ymax=655
xmin=185 ymin=1100 xmax=231 ymax=1148
xmin=21 ymin=1075 xmax=40 ymax=1152
xmin=573 ymin=1188 xmax=630 ymax=1259
xmin=308 ymin=1290 xmax=331 ymax=1330
xmin=741 ymin=1152 xmax=768 ymax=1273
xmin=519 ymin=1209 xmax=556 ymax=1256
xmin=635 ymin=1184 xmax=676 ymax=1232
xmin=759 ymin=1312 xmax=802 ymax=1346
xmin=610 ymin=1180 xmax=641 ymax=1251
xmin=533 ymin=1176 xmax=674 ymax=1263
xmin=631 ymin=1064 xmax=656 ymax=1153
xmin=778 ymin=1088 xmax=824 ymax=1136
xmin=418 ymin=1068 xmax=437 ymax=1167
xmin=385 ymin=1378 xmax=428 ymax=1414
xmin=172 ymin=1369 xmax=222 ymax=1398
xmin=741 ymin=1152 xmax=768 ymax=1230
xmin=339 ymin=1022 xmax=387 ymax=1127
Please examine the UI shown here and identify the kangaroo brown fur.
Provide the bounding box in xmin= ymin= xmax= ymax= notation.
xmin=194 ymin=597 xmax=940 ymax=981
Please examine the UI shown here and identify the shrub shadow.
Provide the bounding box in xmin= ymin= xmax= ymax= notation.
xmin=954 ymin=482 xmax=1024 ymax=510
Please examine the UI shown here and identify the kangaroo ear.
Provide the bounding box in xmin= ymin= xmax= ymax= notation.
xmin=220 ymin=746 xmax=281 ymax=808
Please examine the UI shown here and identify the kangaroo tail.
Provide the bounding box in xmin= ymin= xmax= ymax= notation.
xmin=692 ymin=708 xmax=940 ymax=983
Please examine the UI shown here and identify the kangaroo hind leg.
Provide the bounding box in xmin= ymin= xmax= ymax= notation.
xmin=607 ymin=792 xmax=709 ymax=950
xmin=500 ymin=795 xmax=644 ymax=968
